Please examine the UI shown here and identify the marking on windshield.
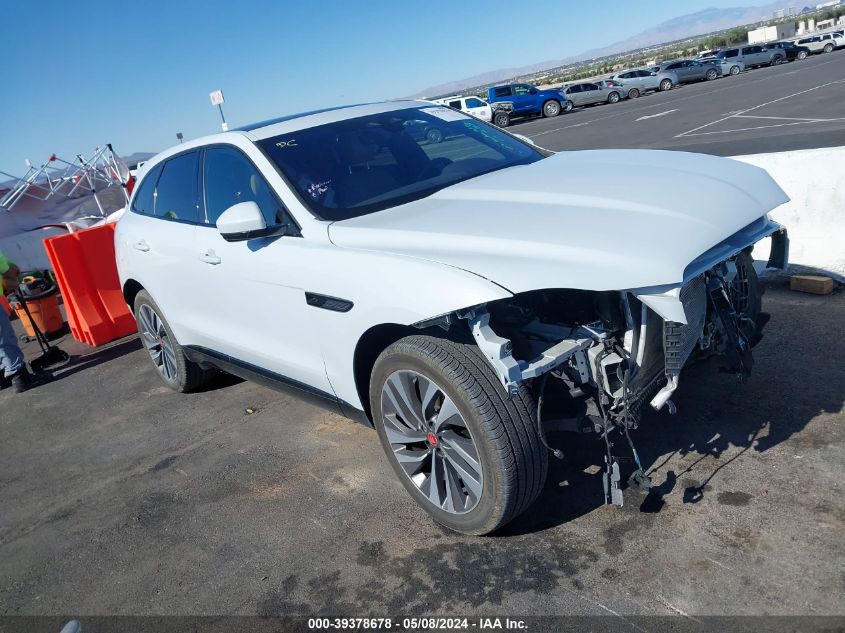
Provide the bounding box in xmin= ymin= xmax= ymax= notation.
xmin=276 ymin=139 xmax=298 ymax=148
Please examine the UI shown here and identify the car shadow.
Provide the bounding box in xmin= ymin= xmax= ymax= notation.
xmin=501 ymin=289 xmax=844 ymax=536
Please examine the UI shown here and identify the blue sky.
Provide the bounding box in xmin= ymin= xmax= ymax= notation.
xmin=1 ymin=0 xmax=752 ymax=175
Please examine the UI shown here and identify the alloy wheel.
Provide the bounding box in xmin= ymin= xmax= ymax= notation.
xmin=380 ymin=369 xmax=483 ymax=514
xmin=138 ymin=304 xmax=178 ymax=382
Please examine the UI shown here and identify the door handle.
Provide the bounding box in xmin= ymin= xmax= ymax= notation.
xmin=133 ymin=239 xmax=150 ymax=252
xmin=199 ymin=250 xmax=221 ymax=265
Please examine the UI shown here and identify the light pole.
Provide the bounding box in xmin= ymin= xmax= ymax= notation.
xmin=176 ymin=132 xmax=183 ymax=144
xmin=209 ymin=89 xmax=228 ymax=131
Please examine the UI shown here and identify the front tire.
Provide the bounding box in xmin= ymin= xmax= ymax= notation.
xmin=705 ymin=68 xmax=718 ymax=80
xmin=542 ymin=100 xmax=561 ymax=117
xmin=133 ymin=290 xmax=215 ymax=392
xmin=730 ymin=64 xmax=741 ymax=75
xmin=770 ymin=54 xmax=784 ymax=65
xmin=370 ymin=335 xmax=547 ymax=535
xmin=659 ymin=78 xmax=673 ymax=91
xmin=628 ymin=88 xmax=640 ymax=99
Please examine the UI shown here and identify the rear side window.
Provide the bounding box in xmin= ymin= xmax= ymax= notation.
xmin=153 ymin=152 xmax=200 ymax=222
xmin=667 ymin=62 xmax=682 ymax=69
xmin=725 ymin=49 xmax=738 ymax=58
xmin=566 ymin=85 xmax=581 ymax=94
xmin=447 ymin=100 xmax=462 ymax=109
xmin=130 ymin=164 xmax=162 ymax=215
xmin=203 ymin=146 xmax=285 ymax=227
xmin=493 ymin=87 xmax=511 ymax=97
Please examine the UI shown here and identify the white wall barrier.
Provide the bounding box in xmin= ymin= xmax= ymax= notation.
xmin=732 ymin=147 xmax=845 ymax=281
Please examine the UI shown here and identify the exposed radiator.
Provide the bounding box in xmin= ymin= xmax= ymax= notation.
xmin=663 ymin=275 xmax=707 ymax=377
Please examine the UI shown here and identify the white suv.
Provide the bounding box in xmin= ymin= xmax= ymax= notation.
xmin=116 ymin=101 xmax=789 ymax=534
xmin=432 ymin=95 xmax=493 ymax=122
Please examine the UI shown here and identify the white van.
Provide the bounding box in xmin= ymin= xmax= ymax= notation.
xmin=432 ymin=95 xmax=493 ymax=122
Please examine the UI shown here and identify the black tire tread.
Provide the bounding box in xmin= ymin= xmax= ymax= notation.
xmin=373 ymin=334 xmax=547 ymax=533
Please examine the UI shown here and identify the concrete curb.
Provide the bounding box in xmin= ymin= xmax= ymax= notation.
xmin=731 ymin=147 xmax=845 ymax=281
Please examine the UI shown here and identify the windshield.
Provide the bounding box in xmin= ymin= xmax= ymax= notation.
xmin=257 ymin=106 xmax=545 ymax=220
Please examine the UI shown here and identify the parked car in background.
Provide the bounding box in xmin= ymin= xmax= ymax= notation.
xmin=767 ymin=40 xmax=811 ymax=60
xmin=653 ymin=59 xmax=720 ymax=84
xmin=610 ymin=68 xmax=677 ymax=97
xmin=561 ymin=81 xmax=624 ymax=107
xmin=796 ymin=32 xmax=845 ymax=54
xmin=487 ymin=83 xmax=572 ymax=118
xmin=716 ymin=45 xmax=784 ymax=67
xmin=433 ymin=95 xmax=493 ymax=122
xmin=699 ymin=57 xmax=745 ymax=76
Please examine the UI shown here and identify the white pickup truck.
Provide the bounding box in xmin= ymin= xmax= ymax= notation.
xmin=432 ymin=95 xmax=512 ymax=127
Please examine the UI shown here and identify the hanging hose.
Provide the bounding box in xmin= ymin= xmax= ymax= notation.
xmin=536 ymin=373 xmax=564 ymax=460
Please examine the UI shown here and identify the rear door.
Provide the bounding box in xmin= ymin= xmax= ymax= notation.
xmin=121 ymin=151 xmax=204 ymax=344
xmin=580 ymin=83 xmax=601 ymax=105
xmin=666 ymin=62 xmax=687 ymax=81
xmin=564 ymin=84 xmax=583 ymax=106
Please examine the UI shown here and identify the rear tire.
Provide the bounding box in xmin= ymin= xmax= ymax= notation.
xmin=562 ymin=100 xmax=574 ymax=112
xmin=823 ymin=43 xmax=834 ymax=53
xmin=730 ymin=64 xmax=741 ymax=75
xmin=705 ymin=68 xmax=718 ymax=80
xmin=659 ymin=78 xmax=673 ymax=91
xmin=542 ymin=100 xmax=561 ymax=117
xmin=133 ymin=290 xmax=215 ymax=392
xmin=607 ymin=91 xmax=620 ymax=104
xmin=798 ymin=50 xmax=808 ymax=60
xmin=370 ymin=335 xmax=548 ymax=535
xmin=770 ymin=54 xmax=784 ymax=65
xmin=628 ymin=88 xmax=640 ymax=99
xmin=493 ymin=111 xmax=510 ymax=127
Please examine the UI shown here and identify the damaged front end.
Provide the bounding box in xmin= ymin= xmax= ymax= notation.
xmin=439 ymin=226 xmax=788 ymax=506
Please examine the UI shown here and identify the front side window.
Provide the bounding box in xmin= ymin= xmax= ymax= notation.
xmin=257 ymin=107 xmax=544 ymax=221
xmin=465 ymin=98 xmax=484 ymax=108
xmin=154 ymin=152 xmax=199 ymax=222
xmin=203 ymin=146 xmax=286 ymax=226
xmin=512 ymin=85 xmax=532 ymax=96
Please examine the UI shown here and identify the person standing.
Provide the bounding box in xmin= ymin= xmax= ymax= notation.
xmin=0 ymin=249 xmax=32 ymax=393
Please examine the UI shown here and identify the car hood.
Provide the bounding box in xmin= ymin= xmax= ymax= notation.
xmin=327 ymin=150 xmax=788 ymax=293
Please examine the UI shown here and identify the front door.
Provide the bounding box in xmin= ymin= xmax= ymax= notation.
xmin=191 ymin=145 xmax=334 ymax=395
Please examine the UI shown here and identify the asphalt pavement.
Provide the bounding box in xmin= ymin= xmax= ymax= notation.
xmin=1 ymin=283 xmax=843 ymax=623
xmin=515 ymin=50 xmax=845 ymax=156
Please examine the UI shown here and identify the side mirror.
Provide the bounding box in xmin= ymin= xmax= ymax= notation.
xmin=216 ymin=201 xmax=286 ymax=242
xmin=529 ymin=88 xmax=538 ymax=95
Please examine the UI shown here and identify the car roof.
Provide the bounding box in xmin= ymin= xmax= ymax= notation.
xmin=134 ymin=100 xmax=436 ymax=175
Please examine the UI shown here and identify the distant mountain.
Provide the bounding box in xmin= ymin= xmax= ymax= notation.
xmin=413 ymin=1 xmax=783 ymax=97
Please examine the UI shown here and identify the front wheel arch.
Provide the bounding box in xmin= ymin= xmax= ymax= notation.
xmin=353 ymin=323 xmax=420 ymax=424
